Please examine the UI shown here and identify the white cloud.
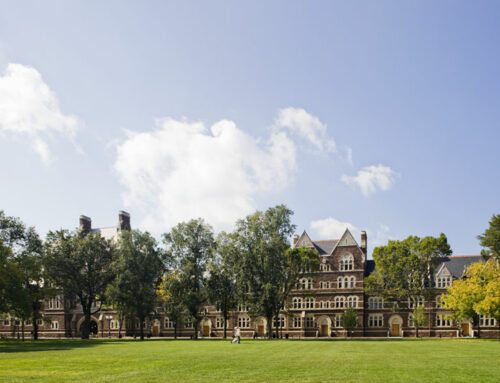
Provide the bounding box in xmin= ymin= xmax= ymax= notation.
xmin=367 ymin=224 xmax=392 ymax=249
xmin=341 ymin=164 xmax=398 ymax=196
xmin=114 ymin=117 xmax=297 ymax=233
xmin=275 ymin=107 xmax=336 ymax=153
xmin=310 ymin=217 xmax=357 ymax=239
xmin=0 ymin=63 xmax=81 ymax=165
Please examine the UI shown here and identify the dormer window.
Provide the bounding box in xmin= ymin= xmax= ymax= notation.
xmin=340 ymin=253 xmax=354 ymax=271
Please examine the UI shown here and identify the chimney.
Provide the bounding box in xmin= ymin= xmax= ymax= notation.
xmin=79 ymin=215 xmax=91 ymax=232
xmin=293 ymin=234 xmax=299 ymax=246
xmin=118 ymin=210 xmax=131 ymax=231
xmin=361 ymin=231 xmax=367 ymax=255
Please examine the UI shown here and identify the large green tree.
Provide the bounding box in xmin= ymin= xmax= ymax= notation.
xmin=44 ymin=230 xmax=115 ymax=339
xmin=228 ymin=205 xmax=318 ymax=339
xmin=478 ymin=214 xmax=500 ymax=259
xmin=107 ymin=230 xmax=165 ymax=340
xmin=365 ymin=234 xmax=452 ymax=302
xmin=157 ymin=272 xmax=184 ymax=339
xmin=163 ymin=218 xmax=215 ymax=340
xmin=0 ymin=212 xmax=54 ymax=340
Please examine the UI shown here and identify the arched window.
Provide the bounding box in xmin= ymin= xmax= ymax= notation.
xmin=340 ymin=253 xmax=354 ymax=271
xmin=350 ymin=277 xmax=355 ymax=288
xmin=435 ymin=295 xmax=443 ymax=308
xmin=293 ymin=297 xmax=302 ymax=309
xmin=307 ymin=278 xmax=313 ymax=290
xmin=335 ymin=296 xmax=345 ymax=308
xmin=301 ymin=278 xmax=307 ymax=290
xmin=319 ymin=281 xmax=323 ymax=289
xmin=338 ymin=277 xmax=343 ymax=289
xmin=347 ymin=296 xmax=358 ymax=308
xmin=408 ymin=296 xmax=424 ymax=309
xmin=344 ymin=277 xmax=349 ymax=288
xmin=304 ymin=297 xmax=315 ymax=308
xmin=368 ymin=297 xmax=383 ymax=309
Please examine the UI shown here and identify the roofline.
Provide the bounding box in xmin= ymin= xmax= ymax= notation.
xmin=313 ymin=239 xmax=339 ymax=242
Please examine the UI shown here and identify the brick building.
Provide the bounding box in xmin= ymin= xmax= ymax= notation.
xmin=1 ymin=213 xmax=498 ymax=339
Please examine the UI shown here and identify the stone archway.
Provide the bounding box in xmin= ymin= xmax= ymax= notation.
xmin=389 ymin=315 xmax=403 ymax=337
xmin=255 ymin=317 xmax=267 ymax=336
xmin=317 ymin=316 xmax=331 ymax=337
xmin=76 ymin=316 xmax=100 ymax=336
xmin=200 ymin=318 xmax=212 ymax=337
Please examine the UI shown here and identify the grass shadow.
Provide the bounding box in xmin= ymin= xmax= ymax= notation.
xmin=0 ymin=339 xmax=120 ymax=353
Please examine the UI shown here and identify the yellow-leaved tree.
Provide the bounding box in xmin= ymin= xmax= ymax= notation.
xmin=442 ymin=259 xmax=500 ymax=337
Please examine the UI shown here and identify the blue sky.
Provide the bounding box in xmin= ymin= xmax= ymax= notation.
xmin=0 ymin=1 xmax=498 ymax=256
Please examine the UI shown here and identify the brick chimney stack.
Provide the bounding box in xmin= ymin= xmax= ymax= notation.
xmin=79 ymin=215 xmax=91 ymax=232
xmin=118 ymin=211 xmax=131 ymax=231
xmin=293 ymin=234 xmax=299 ymax=246
xmin=360 ymin=231 xmax=367 ymax=255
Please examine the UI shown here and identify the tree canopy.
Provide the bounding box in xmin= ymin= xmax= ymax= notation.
xmin=44 ymin=230 xmax=115 ymax=339
xmin=365 ymin=234 xmax=452 ymax=302
xmin=478 ymin=214 xmax=500 ymax=259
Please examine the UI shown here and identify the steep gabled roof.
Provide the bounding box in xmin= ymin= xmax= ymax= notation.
xmin=329 ymin=228 xmax=365 ymax=262
xmin=295 ymin=230 xmax=315 ymax=249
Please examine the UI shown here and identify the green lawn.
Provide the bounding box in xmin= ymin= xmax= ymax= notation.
xmin=1 ymin=338 xmax=499 ymax=382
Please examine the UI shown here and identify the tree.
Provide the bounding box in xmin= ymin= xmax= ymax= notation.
xmin=229 ymin=205 xmax=314 ymax=339
xmin=0 ymin=212 xmax=54 ymax=340
xmin=365 ymin=234 xmax=452 ymax=302
xmin=107 ymin=230 xmax=165 ymax=340
xmin=274 ymin=247 xmax=319 ymax=337
xmin=442 ymin=259 xmax=500 ymax=337
xmin=158 ymin=272 xmax=184 ymax=339
xmin=412 ymin=305 xmax=427 ymax=338
xmin=478 ymin=214 xmax=500 ymax=259
xmin=163 ymin=219 xmax=215 ymax=340
xmin=342 ymin=307 xmax=358 ymax=337
xmin=44 ymin=230 xmax=115 ymax=339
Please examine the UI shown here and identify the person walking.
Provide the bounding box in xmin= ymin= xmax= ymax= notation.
xmin=231 ymin=327 xmax=241 ymax=344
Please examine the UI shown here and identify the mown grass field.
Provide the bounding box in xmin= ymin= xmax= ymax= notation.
xmin=1 ymin=338 xmax=499 ymax=382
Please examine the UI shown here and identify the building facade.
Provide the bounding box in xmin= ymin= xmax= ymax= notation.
xmin=1 ymin=213 xmax=498 ymax=339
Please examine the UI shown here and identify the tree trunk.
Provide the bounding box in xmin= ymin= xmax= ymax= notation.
xmin=22 ymin=321 xmax=25 ymax=341
xmin=140 ymin=319 xmax=144 ymax=340
xmin=174 ymin=321 xmax=177 ymax=339
xmin=416 ymin=327 xmax=419 ymax=338
xmin=193 ymin=318 xmax=199 ymax=340
xmin=223 ymin=316 xmax=227 ymax=339
xmin=267 ymin=315 xmax=273 ymax=339
xmin=33 ymin=319 xmax=38 ymax=340
xmin=82 ymin=309 xmax=91 ymax=340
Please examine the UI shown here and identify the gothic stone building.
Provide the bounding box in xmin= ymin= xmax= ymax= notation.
xmin=1 ymin=213 xmax=498 ymax=339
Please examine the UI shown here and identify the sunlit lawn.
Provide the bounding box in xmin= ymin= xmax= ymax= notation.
xmin=1 ymin=338 xmax=499 ymax=382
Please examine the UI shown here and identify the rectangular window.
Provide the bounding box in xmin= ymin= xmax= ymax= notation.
xmin=293 ymin=317 xmax=302 ymax=328
xmin=334 ymin=315 xmax=343 ymax=328
xmin=305 ymin=317 xmax=314 ymax=328
xmin=369 ymin=314 xmax=383 ymax=327
xmin=216 ymin=317 xmax=224 ymax=328
xmin=184 ymin=317 xmax=193 ymax=328
xmin=51 ymin=321 xmax=59 ymax=330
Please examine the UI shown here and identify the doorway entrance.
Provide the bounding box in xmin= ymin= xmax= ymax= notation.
xmin=391 ymin=323 xmax=401 ymax=337
xmin=258 ymin=325 xmax=264 ymax=335
xmin=202 ymin=325 xmax=210 ymax=337
xmin=321 ymin=324 xmax=329 ymax=337
xmin=461 ymin=323 xmax=470 ymax=336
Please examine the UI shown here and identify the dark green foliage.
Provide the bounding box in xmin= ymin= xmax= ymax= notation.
xmin=342 ymin=307 xmax=358 ymax=337
xmin=44 ymin=230 xmax=115 ymax=339
xmin=107 ymin=230 xmax=165 ymax=340
xmin=478 ymin=214 xmax=500 ymax=259
xmin=163 ymin=218 xmax=215 ymax=339
xmin=365 ymin=234 xmax=452 ymax=302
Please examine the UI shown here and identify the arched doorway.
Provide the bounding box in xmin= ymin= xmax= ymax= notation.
xmin=201 ymin=318 xmax=212 ymax=337
xmin=389 ymin=315 xmax=403 ymax=337
xmin=152 ymin=319 xmax=161 ymax=336
xmin=76 ymin=316 xmax=99 ymax=336
xmin=255 ymin=317 xmax=267 ymax=336
xmin=317 ymin=316 xmax=331 ymax=337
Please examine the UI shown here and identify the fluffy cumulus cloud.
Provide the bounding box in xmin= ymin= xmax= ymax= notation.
xmin=114 ymin=117 xmax=298 ymax=232
xmin=341 ymin=164 xmax=398 ymax=196
xmin=275 ymin=107 xmax=336 ymax=153
xmin=310 ymin=217 xmax=357 ymax=239
xmin=0 ymin=63 xmax=81 ymax=164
